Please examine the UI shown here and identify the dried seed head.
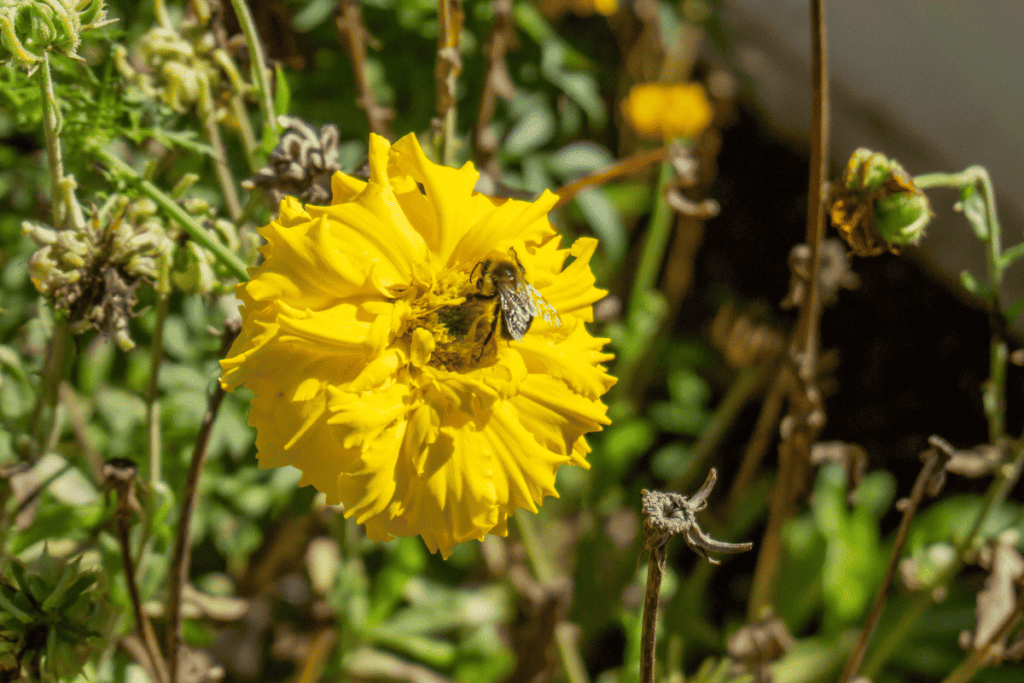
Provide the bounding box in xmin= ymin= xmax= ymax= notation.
xmin=244 ymin=116 xmax=341 ymax=210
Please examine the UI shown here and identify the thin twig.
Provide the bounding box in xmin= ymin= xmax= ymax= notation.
xmin=839 ymin=437 xmax=952 ymax=683
xmin=335 ymin=0 xmax=393 ymax=137
xmin=165 ymin=326 xmax=238 ymax=683
xmin=640 ymin=541 xmax=668 ymax=683
xmin=553 ymin=147 xmax=669 ymax=208
xmin=939 ymin=581 xmax=1024 ymax=683
xmin=107 ymin=460 xmax=170 ymax=683
xmin=794 ymin=0 xmax=830 ymax=378
xmin=727 ymin=365 xmax=789 ymax=513
xmin=434 ymin=0 xmax=464 ymax=165
xmin=473 ymin=0 xmax=515 ymax=169
xmin=747 ymin=0 xmax=829 ymax=618
xmin=199 ymin=95 xmax=243 ymax=221
xmin=23 ymin=320 xmax=70 ymax=461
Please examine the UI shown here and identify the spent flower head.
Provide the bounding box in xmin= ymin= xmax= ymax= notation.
xmin=221 ymin=133 xmax=616 ymax=558
xmin=829 ymin=148 xmax=932 ymax=256
xmin=25 ymin=193 xmax=172 ymax=350
xmin=243 ymin=116 xmax=341 ymax=209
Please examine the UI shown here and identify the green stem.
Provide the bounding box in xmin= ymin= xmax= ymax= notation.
xmin=38 ymin=53 xmax=66 ymax=229
xmin=629 ymin=159 xmax=676 ymax=314
xmin=915 ymin=167 xmax=1004 ymax=441
xmin=23 ymin=320 xmax=70 ymax=461
xmin=199 ymin=93 xmax=243 ymax=221
xmin=515 ymin=514 xmax=591 ymax=683
xmin=228 ymin=0 xmax=279 ymax=140
xmin=146 ymin=257 xmax=170 ymax=486
xmin=93 ymin=147 xmax=250 ymax=281
xmin=229 ymin=94 xmax=259 ymax=172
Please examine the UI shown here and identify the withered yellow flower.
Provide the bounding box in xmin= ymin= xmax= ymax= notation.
xmin=622 ymin=82 xmax=713 ymax=140
xmin=221 ymin=133 xmax=615 ymax=558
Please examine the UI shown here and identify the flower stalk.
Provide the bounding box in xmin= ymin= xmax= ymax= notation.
xmin=228 ymin=0 xmax=279 ymax=140
xmin=915 ymin=167 xmax=1005 ymax=441
xmin=93 ymin=147 xmax=250 ymax=281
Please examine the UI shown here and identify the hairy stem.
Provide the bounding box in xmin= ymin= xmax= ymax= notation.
xmin=228 ymin=0 xmax=279 ymax=140
xmin=38 ymin=53 xmax=66 ymax=228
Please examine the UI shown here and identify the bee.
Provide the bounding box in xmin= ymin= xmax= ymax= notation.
xmin=469 ymin=248 xmax=562 ymax=353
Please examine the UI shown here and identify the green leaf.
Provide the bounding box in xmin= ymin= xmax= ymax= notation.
xmin=0 ymin=585 xmax=33 ymax=624
xmin=273 ymin=63 xmax=291 ymax=118
xmin=1006 ymin=293 xmax=1024 ymax=325
xmin=960 ymin=269 xmax=990 ymax=298
xmin=291 ymin=0 xmax=337 ymax=31
xmin=502 ymin=103 xmax=556 ymax=158
xmin=999 ymin=241 xmax=1024 ymax=270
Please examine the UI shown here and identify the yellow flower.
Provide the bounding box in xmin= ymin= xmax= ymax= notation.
xmin=539 ymin=0 xmax=618 ymax=18
xmin=221 ymin=133 xmax=615 ymax=558
xmin=622 ymin=82 xmax=714 ymax=140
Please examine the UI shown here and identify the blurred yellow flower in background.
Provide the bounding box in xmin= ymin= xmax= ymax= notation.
xmin=622 ymin=82 xmax=714 ymax=140
xmin=539 ymin=0 xmax=618 ymax=18
xmin=221 ymin=133 xmax=615 ymax=558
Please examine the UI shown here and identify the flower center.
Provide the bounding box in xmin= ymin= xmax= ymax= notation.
xmin=399 ymin=268 xmax=498 ymax=372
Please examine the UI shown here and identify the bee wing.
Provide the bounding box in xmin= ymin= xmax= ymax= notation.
xmin=498 ymin=284 xmax=535 ymax=341
xmin=527 ymin=284 xmax=562 ymax=328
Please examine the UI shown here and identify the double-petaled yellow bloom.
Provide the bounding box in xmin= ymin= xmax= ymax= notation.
xmin=221 ymin=133 xmax=615 ymax=558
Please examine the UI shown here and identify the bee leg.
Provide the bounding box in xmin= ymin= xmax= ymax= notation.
xmin=475 ymin=304 xmax=501 ymax=361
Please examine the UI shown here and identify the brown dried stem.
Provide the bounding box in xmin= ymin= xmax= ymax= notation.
xmin=553 ymin=147 xmax=668 ymax=208
xmin=473 ymin=0 xmax=515 ymax=169
xmin=434 ymin=0 xmax=464 ymax=165
xmin=747 ymin=0 xmax=829 ymax=618
xmin=727 ymin=366 xmax=789 ymax=513
xmin=940 ymin=581 xmax=1024 ymax=683
xmin=165 ymin=325 xmax=238 ymax=683
xmin=335 ymin=0 xmax=393 ymax=137
xmin=108 ymin=460 xmax=170 ymax=683
xmin=839 ymin=436 xmax=953 ymax=683
xmin=640 ymin=472 xmax=753 ymax=683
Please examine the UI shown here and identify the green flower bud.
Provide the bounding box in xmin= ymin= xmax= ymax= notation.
xmin=829 ymin=148 xmax=932 ymax=256
xmin=0 ymin=0 xmax=113 ymax=65
xmin=875 ymin=191 xmax=932 ymax=245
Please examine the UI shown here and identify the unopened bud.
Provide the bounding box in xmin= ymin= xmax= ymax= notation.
xmin=829 ymin=148 xmax=932 ymax=257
